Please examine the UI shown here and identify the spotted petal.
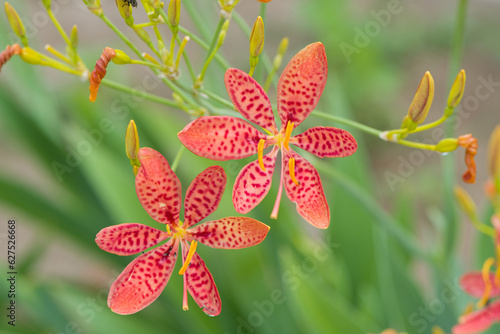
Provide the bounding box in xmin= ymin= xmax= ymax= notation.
xmin=460 ymin=272 xmax=500 ymax=298
xmin=233 ymin=147 xmax=279 ymax=214
xmin=283 ymin=151 xmax=330 ymax=229
xmin=182 ymin=243 xmax=221 ymax=316
xmin=452 ymin=300 xmax=500 ymax=334
xmin=96 ymin=223 xmax=170 ymax=256
xmin=225 ymin=68 xmax=278 ymax=134
xmin=188 ymin=217 xmax=270 ymax=249
xmin=178 ymin=116 xmax=266 ymax=161
xmin=277 ymin=42 xmax=327 ymax=129
xmin=108 ymin=238 xmax=178 ymax=315
xmin=184 ymin=166 xmax=226 ymax=228
xmin=291 ymin=126 xmax=357 ymax=158
xmin=136 ymin=147 xmax=182 ymax=227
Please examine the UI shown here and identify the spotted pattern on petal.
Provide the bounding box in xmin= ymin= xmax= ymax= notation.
xmin=225 ymin=68 xmax=277 ymax=133
xmin=136 ymin=148 xmax=182 ymax=227
xmin=108 ymin=238 xmax=178 ymax=315
xmin=188 ymin=217 xmax=270 ymax=249
xmin=277 ymin=42 xmax=327 ymax=129
xmin=283 ymin=151 xmax=330 ymax=229
xmin=96 ymin=223 xmax=170 ymax=256
xmin=184 ymin=166 xmax=226 ymax=228
xmin=182 ymin=243 xmax=221 ymax=316
xmin=291 ymin=126 xmax=357 ymax=158
xmin=233 ymin=147 xmax=279 ymax=214
xmin=178 ymin=116 xmax=266 ymax=161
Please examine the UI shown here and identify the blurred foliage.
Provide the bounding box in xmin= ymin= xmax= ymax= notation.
xmin=0 ymin=1 xmax=499 ymax=334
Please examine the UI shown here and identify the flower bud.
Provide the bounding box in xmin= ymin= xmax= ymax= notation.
xmin=168 ymin=0 xmax=181 ymax=27
xmin=125 ymin=120 xmax=139 ymax=160
xmin=4 ymin=3 xmax=27 ymax=45
xmin=400 ymin=115 xmax=417 ymax=131
xmin=436 ymin=138 xmax=458 ymax=153
xmin=454 ymin=186 xmax=477 ymax=218
xmin=115 ymin=0 xmax=133 ymax=19
xmin=134 ymin=27 xmax=151 ymax=44
xmin=257 ymin=0 xmax=272 ymax=2
xmin=82 ymin=0 xmax=103 ymax=16
xmin=19 ymin=47 xmax=43 ymax=65
xmin=407 ymin=71 xmax=434 ymax=124
xmin=217 ymin=20 xmax=230 ymax=47
xmin=249 ymin=16 xmax=264 ymax=58
xmin=447 ymin=69 xmax=466 ymax=109
xmin=70 ymin=25 xmax=79 ymax=51
xmin=111 ymin=49 xmax=132 ymax=64
xmin=42 ymin=0 xmax=52 ymax=10
xmin=488 ymin=125 xmax=500 ymax=179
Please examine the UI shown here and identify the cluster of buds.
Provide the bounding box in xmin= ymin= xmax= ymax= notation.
xmin=381 ymin=70 xmax=477 ymax=184
xmin=453 ymin=126 xmax=500 ymax=333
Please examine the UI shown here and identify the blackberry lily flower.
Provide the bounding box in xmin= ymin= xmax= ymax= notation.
xmin=178 ymin=42 xmax=357 ymax=229
xmin=96 ymin=148 xmax=270 ymax=315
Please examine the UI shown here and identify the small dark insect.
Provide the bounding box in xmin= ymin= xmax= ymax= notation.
xmin=123 ymin=0 xmax=138 ymax=7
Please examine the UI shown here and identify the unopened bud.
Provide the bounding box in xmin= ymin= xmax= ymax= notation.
xmin=168 ymin=0 xmax=181 ymax=27
xmin=82 ymin=0 xmax=103 ymax=16
xmin=407 ymin=71 xmax=434 ymax=124
xmin=115 ymin=0 xmax=133 ymax=19
xmin=447 ymin=69 xmax=466 ymax=109
xmin=70 ymin=25 xmax=79 ymax=51
xmin=4 ymin=3 xmax=27 ymax=44
xmin=125 ymin=120 xmax=140 ymax=160
xmin=273 ymin=37 xmax=288 ymax=69
xmin=134 ymin=27 xmax=151 ymax=44
xmin=400 ymin=115 xmax=417 ymax=131
xmin=112 ymin=49 xmax=132 ymax=64
xmin=454 ymin=186 xmax=477 ymax=218
xmin=217 ymin=20 xmax=230 ymax=47
xmin=436 ymin=138 xmax=458 ymax=153
xmin=488 ymin=125 xmax=500 ymax=179
xmin=19 ymin=47 xmax=43 ymax=65
xmin=42 ymin=0 xmax=52 ymax=10
xmin=249 ymin=16 xmax=264 ymax=58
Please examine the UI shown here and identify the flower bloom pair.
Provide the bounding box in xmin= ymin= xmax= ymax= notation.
xmin=96 ymin=147 xmax=270 ymax=315
xmin=178 ymin=42 xmax=358 ymax=229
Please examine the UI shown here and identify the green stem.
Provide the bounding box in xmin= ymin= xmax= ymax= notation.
xmin=312 ymin=110 xmax=382 ymax=137
xmin=409 ymin=115 xmax=448 ymax=134
xmin=396 ymin=139 xmax=436 ymax=151
xmin=47 ymin=9 xmax=71 ymax=47
xmin=130 ymin=60 xmax=164 ymax=69
xmin=100 ymin=79 xmax=178 ymax=108
xmin=316 ymin=163 xmax=431 ymax=262
xmin=171 ymin=145 xmax=186 ymax=172
xmin=182 ymin=0 xmax=212 ymax=42
xmin=197 ymin=17 xmax=226 ymax=82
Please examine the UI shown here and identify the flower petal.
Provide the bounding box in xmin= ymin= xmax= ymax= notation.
xmin=182 ymin=244 xmax=221 ymax=316
xmin=452 ymin=300 xmax=500 ymax=334
xmin=189 ymin=217 xmax=270 ymax=249
xmin=108 ymin=238 xmax=178 ymax=315
xmin=225 ymin=68 xmax=277 ymax=134
xmin=96 ymin=223 xmax=170 ymax=256
xmin=283 ymin=151 xmax=330 ymax=229
xmin=178 ymin=116 xmax=266 ymax=161
xmin=136 ymin=148 xmax=182 ymax=227
xmin=277 ymin=42 xmax=327 ymax=129
xmin=184 ymin=166 xmax=226 ymax=228
xmin=291 ymin=126 xmax=357 ymax=158
xmin=233 ymin=147 xmax=279 ymax=214
xmin=460 ymin=271 xmax=500 ymax=298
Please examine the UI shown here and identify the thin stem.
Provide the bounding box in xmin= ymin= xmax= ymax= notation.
xmin=396 ymin=139 xmax=437 ymax=151
xmin=171 ymin=145 xmax=185 ymax=172
xmin=200 ymin=89 xmax=234 ymax=109
xmin=311 ymin=110 xmax=382 ymax=137
xmin=100 ymin=79 xmax=178 ymax=108
xmin=47 ymin=9 xmax=71 ymax=47
xmin=197 ymin=17 xmax=226 ymax=82
xmin=411 ymin=115 xmax=448 ymax=134
xmin=129 ymin=60 xmax=164 ymax=69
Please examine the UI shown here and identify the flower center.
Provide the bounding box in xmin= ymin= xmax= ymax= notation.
xmin=257 ymin=121 xmax=299 ymax=185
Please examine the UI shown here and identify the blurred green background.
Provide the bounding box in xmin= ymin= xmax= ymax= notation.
xmin=1 ymin=1 xmax=500 ymax=333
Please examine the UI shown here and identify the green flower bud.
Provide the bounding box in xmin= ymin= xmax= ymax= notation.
xmin=407 ymin=71 xmax=434 ymax=124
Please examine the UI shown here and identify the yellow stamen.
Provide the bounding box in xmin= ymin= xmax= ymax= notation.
xmin=258 ymin=138 xmax=266 ymax=171
xmin=477 ymin=257 xmax=495 ymax=308
xmin=461 ymin=302 xmax=474 ymax=316
xmin=283 ymin=121 xmax=294 ymax=151
xmin=496 ymin=245 xmax=500 ymax=285
xmin=166 ymin=224 xmax=171 ymax=235
xmin=288 ymin=157 xmax=300 ymax=186
xmin=179 ymin=241 xmax=197 ymax=275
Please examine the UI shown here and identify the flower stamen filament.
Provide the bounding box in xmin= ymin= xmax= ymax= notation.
xmin=258 ymin=139 xmax=266 ymax=171
xmin=477 ymin=257 xmax=496 ymax=308
xmin=179 ymin=241 xmax=198 ymax=275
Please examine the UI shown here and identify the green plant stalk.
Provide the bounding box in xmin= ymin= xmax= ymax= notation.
xmin=171 ymin=145 xmax=185 ymax=172
xmin=182 ymin=0 xmax=212 ymax=42
xmin=46 ymin=9 xmax=71 ymax=49
xmin=443 ymin=0 xmax=469 ymax=261
xmin=312 ymin=110 xmax=382 ymax=137
xmin=197 ymin=17 xmax=227 ymax=82
xmin=100 ymin=79 xmax=179 ymax=108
